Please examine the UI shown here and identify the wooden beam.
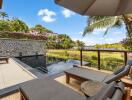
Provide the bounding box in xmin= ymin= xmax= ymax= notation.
xmin=0 ymin=0 xmax=2 ymax=9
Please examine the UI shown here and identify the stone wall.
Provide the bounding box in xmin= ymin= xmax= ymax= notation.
xmin=0 ymin=39 xmax=46 ymax=57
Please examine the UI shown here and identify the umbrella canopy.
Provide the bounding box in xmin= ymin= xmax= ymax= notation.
xmin=55 ymin=0 xmax=132 ymax=16
xmin=0 ymin=0 xmax=2 ymax=9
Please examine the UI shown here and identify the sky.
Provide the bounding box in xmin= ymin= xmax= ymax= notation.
xmin=1 ymin=0 xmax=127 ymax=46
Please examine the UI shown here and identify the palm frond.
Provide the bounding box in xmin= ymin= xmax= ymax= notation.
xmin=112 ymin=19 xmax=123 ymax=28
xmin=83 ymin=16 xmax=122 ymax=36
xmin=103 ymin=27 xmax=111 ymax=37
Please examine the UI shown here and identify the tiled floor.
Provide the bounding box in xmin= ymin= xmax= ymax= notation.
xmin=0 ymin=92 xmax=21 ymax=100
xmin=0 ymin=58 xmax=35 ymax=89
xmin=55 ymin=75 xmax=83 ymax=94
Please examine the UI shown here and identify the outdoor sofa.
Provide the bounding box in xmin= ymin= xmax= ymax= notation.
xmin=19 ymin=78 xmax=125 ymax=100
xmin=64 ymin=59 xmax=132 ymax=84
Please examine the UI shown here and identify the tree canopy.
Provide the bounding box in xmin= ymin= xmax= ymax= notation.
xmin=31 ymin=24 xmax=53 ymax=34
xmin=46 ymin=34 xmax=81 ymax=49
xmin=11 ymin=19 xmax=29 ymax=32
xmin=0 ymin=12 xmax=8 ymax=20
xmin=0 ymin=19 xmax=29 ymax=32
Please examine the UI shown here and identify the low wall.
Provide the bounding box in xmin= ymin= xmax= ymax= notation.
xmin=0 ymin=39 xmax=46 ymax=57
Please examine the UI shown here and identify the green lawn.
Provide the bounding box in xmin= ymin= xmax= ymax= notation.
xmin=47 ymin=49 xmax=125 ymax=71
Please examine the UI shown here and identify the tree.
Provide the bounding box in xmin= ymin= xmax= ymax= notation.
xmin=58 ymin=34 xmax=75 ymax=49
xmin=0 ymin=20 xmax=12 ymax=31
xmin=11 ymin=19 xmax=29 ymax=32
xmin=46 ymin=34 xmax=75 ymax=49
xmin=46 ymin=35 xmax=58 ymax=49
xmin=0 ymin=12 xmax=8 ymax=20
xmin=76 ymin=40 xmax=85 ymax=49
xmin=83 ymin=15 xmax=132 ymax=38
xmin=121 ymin=38 xmax=132 ymax=50
xmin=31 ymin=24 xmax=52 ymax=34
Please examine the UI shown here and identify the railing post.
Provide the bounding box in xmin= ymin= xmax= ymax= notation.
xmin=80 ymin=49 xmax=83 ymax=66
xmin=124 ymin=51 xmax=127 ymax=65
xmin=97 ymin=50 xmax=101 ymax=70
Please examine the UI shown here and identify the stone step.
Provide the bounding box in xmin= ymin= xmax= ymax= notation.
xmin=37 ymin=67 xmax=48 ymax=73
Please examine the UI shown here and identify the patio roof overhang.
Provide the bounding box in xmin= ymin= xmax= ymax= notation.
xmin=55 ymin=0 xmax=132 ymax=16
xmin=0 ymin=0 xmax=2 ymax=9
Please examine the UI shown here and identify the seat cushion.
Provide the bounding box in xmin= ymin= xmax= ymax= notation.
xmin=20 ymin=78 xmax=86 ymax=100
xmin=109 ymin=82 xmax=125 ymax=100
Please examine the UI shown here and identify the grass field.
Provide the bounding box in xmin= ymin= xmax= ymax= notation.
xmin=47 ymin=49 xmax=126 ymax=71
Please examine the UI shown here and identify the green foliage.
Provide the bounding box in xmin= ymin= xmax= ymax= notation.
xmin=0 ymin=19 xmax=29 ymax=32
xmin=0 ymin=20 xmax=13 ymax=31
xmin=0 ymin=32 xmax=47 ymax=40
xmin=100 ymin=57 xmax=123 ymax=71
xmin=10 ymin=19 xmax=29 ymax=32
xmin=95 ymin=43 xmax=124 ymax=50
xmin=31 ymin=24 xmax=53 ymax=34
xmin=75 ymin=40 xmax=85 ymax=50
xmin=121 ymin=38 xmax=132 ymax=50
xmin=0 ymin=12 xmax=8 ymax=20
xmin=47 ymin=34 xmax=75 ymax=49
xmin=0 ymin=12 xmax=53 ymax=35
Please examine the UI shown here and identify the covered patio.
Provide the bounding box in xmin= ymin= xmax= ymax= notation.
xmin=0 ymin=0 xmax=132 ymax=100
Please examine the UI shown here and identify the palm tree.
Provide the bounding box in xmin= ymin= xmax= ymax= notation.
xmin=0 ymin=12 xmax=8 ymax=20
xmin=83 ymin=14 xmax=132 ymax=38
xmin=76 ymin=40 xmax=85 ymax=49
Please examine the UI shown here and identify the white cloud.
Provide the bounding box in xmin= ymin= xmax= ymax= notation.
xmin=92 ymin=28 xmax=107 ymax=35
xmin=72 ymin=35 xmax=123 ymax=46
xmin=114 ymin=31 xmax=122 ymax=35
xmin=72 ymin=37 xmax=96 ymax=46
xmin=73 ymin=31 xmax=84 ymax=35
xmin=78 ymin=31 xmax=83 ymax=35
xmin=38 ymin=9 xmax=56 ymax=23
xmin=62 ymin=8 xmax=75 ymax=18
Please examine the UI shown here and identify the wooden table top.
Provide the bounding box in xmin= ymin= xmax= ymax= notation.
xmin=81 ymin=80 xmax=105 ymax=97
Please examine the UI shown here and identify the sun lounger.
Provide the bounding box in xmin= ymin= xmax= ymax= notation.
xmin=19 ymin=78 xmax=125 ymax=100
xmin=64 ymin=59 xmax=132 ymax=84
xmin=20 ymin=78 xmax=86 ymax=100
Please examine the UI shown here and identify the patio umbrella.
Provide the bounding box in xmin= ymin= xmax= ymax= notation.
xmin=0 ymin=0 xmax=2 ymax=9
xmin=55 ymin=0 xmax=132 ymax=16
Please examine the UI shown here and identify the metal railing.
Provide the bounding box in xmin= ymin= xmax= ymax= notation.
xmin=80 ymin=49 xmax=132 ymax=70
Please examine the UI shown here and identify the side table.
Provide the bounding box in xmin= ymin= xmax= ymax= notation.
xmin=81 ymin=80 xmax=105 ymax=97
